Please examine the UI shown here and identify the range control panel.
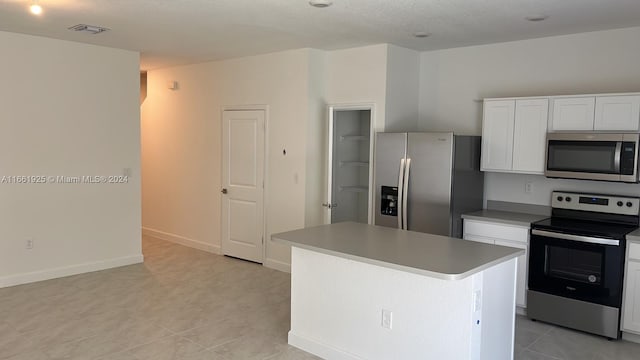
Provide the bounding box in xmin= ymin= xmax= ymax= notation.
xmin=552 ymin=191 xmax=640 ymax=216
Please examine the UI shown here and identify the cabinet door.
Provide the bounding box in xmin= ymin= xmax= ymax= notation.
xmin=623 ymin=261 xmax=640 ymax=333
xmin=594 ymin=95 xmax=640 ymax=131
xmin=481 ymin=100 xmax=515 ymax=171
xmin=495 ymin=239 xmax=528 ymax=308
xmin=550 ymin=97 xmax=595 ymax=130
xmin=513 ymin=99 xmax=549 ymax=174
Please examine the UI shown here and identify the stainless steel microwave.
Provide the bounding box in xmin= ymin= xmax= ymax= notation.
xmin=545 ymin=132 xmax=640 ymax=183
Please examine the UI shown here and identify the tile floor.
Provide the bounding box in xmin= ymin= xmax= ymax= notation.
xmin=1 ymin=236 xmax=639 ymax=360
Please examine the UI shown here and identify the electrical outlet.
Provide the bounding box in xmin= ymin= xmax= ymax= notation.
xmin=381 ymin=309 xmax=393 ymax=329
xmin=525 ymin=182 xmax=533 ymax=194
xmin=26 ymin=238 xmax=34 ymax=250
xmin=473 ymin=290 xmax=482 ymax=312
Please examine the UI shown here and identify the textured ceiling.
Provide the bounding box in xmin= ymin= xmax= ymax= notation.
xmin=1 ymin=0 xmax=640 ymax=70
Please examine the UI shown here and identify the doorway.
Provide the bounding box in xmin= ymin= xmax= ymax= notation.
xmin=221 ymin=109 xmax=265 ymax=263
xmin=325 ymin=105 xmax=374 ymax=225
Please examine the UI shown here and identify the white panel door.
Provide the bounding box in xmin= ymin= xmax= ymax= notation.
xmin=623 ymin=261 xmax=640 ymax=333
xmin=512 ymin=99 xmax=548 ymax=174
xmin=594 ymin=95 xmax=640 ymax=131
xmin=550 ymin=97 xmax=595 ymax=130
xmin=222 ymin=110 xmax=265 ymax=263
xmin=494 ymin=239 xmax=528 ymax=308
xmin=481 ymin=100 xmax=515 ymax=171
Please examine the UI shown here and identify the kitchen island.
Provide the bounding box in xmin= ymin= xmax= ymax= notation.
xmin=273 ymin=222 xmax=523 ymax=360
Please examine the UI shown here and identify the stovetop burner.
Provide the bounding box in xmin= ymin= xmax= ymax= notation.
xmin=532 ymin=217 xmax=637 ymax=240
xmin=531 ymin=191 xmax=640 ymax=240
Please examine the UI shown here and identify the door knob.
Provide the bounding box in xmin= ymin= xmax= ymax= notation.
xmin=221 ymin=188 xmax=228 ymax=194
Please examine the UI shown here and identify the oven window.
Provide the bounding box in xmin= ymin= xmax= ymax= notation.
xmin=547 ymin=141 xmax=617 ymax=173
xmin=545 ymin=245 xmax=603 ymax=285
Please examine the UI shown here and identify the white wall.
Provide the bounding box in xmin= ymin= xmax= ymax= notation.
xmin=142 ymin=45 xmax=400 ymax=270
xmin=142 ymin=49 xmax=319 ymax=270
xmin=0 ymin=31 xmax=142 ymax=287
xmin=385 ymin=45 xmax=420 ymax=132
xmin=305 ymin=49 xmax=327 ymax=229
xmin=420 ymin=27 xmax=640 ymax=136
xmin=419 ymin=27 xmax=640 ymax=205
xmin=325 ymin=44 xmax=388 ymax=132
xmin=485 ymin=173 xmax=640 ymax=206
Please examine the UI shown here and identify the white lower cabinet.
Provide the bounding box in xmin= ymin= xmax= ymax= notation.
xmin=622 ymin=242 xmax=640 ymax=333
xmin=494 ymin=239 xmax=527 ymax=308
xmin=463 ymin=219 xmax=529 ymax=309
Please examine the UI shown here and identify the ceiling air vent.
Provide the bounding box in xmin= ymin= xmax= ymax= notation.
xmin=68 ymin=24 xmax=110 ymax=34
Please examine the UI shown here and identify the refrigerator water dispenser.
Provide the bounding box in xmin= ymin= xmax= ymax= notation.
xmin=380 ymin=186 xmax=398 ymax=216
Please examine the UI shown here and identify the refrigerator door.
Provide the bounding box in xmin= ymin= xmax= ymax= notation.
xmin=374 ymin=132 xmax=407 ymax=228
xmin=406 ymin=132 xmax=454 ymax=235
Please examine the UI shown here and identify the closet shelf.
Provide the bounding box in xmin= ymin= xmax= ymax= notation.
xmin=340 ymin=135 xmax=368 ymax=141
xmin=339 ymin=186 xmax=369 ymax=193
xmin=339 ymin=161 xmax=370 ymax=167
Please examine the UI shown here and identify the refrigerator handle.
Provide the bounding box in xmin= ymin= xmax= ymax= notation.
xmin=403 ymin=158 xmax=411 ymax=230
xmin=397 ymin=158 xmax=405 ymax=229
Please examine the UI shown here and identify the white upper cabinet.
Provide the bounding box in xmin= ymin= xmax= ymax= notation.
xmin=594 ymin=95 xmax=640 ymax=131
xmin=513 ymin=99 xmax=549 ymax=173
xmin=481 ymin=100 xmax=515 ymax=171
xmin=550 ymin=97 xmax=595 ymax=131
xmin=481 ymin=98 xmax=548 ymax=174
xmin=549 ymin=94 xmax=640 ymax=131
xmin=482 ymin=93 xmax=639 ymax=174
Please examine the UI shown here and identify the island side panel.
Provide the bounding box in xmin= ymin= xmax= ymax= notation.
xmin=479 ymin=258 xmax=517 ymax=360
xmin=289 ymin=246 xmax=475 ymax=360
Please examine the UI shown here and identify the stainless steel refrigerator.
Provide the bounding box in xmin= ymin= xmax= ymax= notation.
xmin=374 ymin=132 xmax=484 ymax=238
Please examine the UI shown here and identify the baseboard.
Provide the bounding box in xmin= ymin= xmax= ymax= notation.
xmin=0 ymin=254 xmax=144 ymax=289
xmin=622 ymin=331 xmax=640 ymax=344
xmin=264 ymin=258 xmax=291 ymax=273
xmin=142 ymin=227 xmax=220 ymax=254
xmin=516 ymin=306 xmax=527 ymax=316
xmin=288 ymin=331 xmax=363 ymax=360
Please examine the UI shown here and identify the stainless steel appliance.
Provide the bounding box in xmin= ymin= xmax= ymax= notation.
xmin=528 ymin=191 xmax=640 ymax=339
xmin=374 ymin=132 xmax=484 ymax=238
xmin=545 ymin=132 xmax=640 ymax=182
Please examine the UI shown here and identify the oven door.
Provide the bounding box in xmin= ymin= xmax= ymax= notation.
xmin=528 ymin=229 xmax=625 ymax=307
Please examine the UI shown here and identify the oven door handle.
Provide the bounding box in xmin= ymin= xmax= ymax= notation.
xmin=531 ymin=229 xmax=620 ymax=246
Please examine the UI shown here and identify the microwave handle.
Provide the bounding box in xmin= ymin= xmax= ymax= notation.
xmin=614 ymin=142 xmax=621 ymax=173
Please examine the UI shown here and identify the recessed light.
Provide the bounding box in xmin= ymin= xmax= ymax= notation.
xmin=29 ymin=2 xmax=42 ymax=15
xmin=526 ymin=15 xmax=549 ymax=22
xmin=413 ymin=31 xmax=431 ymax=38
xmin=309 ymin=0 xmax=333 ymax=8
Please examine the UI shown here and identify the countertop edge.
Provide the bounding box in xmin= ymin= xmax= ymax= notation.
xmin=627 ymin=230 xmax=640 ymax=242
xmin=462 ymin=211 xmax=547 ymax=227
xmin=274 ymin=236 xmax=524 ymax=281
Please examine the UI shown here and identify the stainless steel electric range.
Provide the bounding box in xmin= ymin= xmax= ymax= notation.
xmin=527 ymin=191 xmax=640 ymax=339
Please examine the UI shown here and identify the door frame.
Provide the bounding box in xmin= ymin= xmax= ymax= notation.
xmin=325 ymin=103 xmax=376 ymax=225
xmin=221 ymin=104 xmax=269 ymax=263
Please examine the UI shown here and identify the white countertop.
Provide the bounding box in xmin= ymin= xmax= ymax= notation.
xmin=627 ymin=228 xmax=640 ymax=242
xmin=272 ymin=222 xmax=524 ymax=280
xmin=462 ymin=209 xmax=548 ymax=227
